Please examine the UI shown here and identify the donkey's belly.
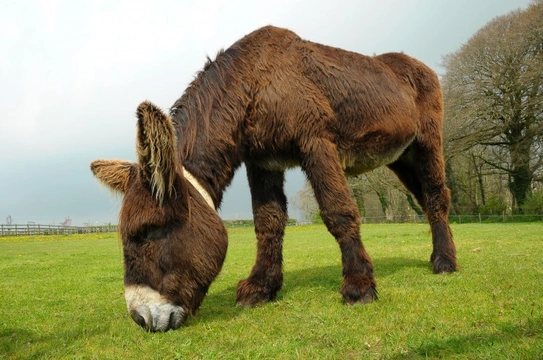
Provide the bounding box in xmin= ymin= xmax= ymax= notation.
xmin=340 ymin=134 xmax=415 ymax=176
xmin=257 ymin=158 xmax=300 ymax=172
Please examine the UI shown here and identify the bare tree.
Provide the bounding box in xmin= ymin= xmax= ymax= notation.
xmin=291 ymin=180 xmax=319 ymax=222
xmin=442 ymin=0 xmax=543 ymax=213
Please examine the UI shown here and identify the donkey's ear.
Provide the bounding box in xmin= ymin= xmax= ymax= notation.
xmin=90 ymin=160 xmax=134 ymax=193
xmin=136 ymin=101 xmax=181 ymax=205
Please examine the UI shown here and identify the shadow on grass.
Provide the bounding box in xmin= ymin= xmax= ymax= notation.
xmin=0 ymin=325 xmax=108 ymax=359
xmin=389 ymin=317 xmax=543 ymax=359
xmin=195 ymin=256 xmax=432 ymax=325
xmin=192 ymin=267 xmax=340 ymax=327
xmin=374 ymin=256 xmax=431 ymax=277
xmin=0 ymin=328 xmax=35 ymax=358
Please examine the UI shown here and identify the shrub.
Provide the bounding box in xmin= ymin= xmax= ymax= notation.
xmin=523 ymin=190 xmax=543 ymax=215
xmin=479 ymin=196 xmax=507 ymax=215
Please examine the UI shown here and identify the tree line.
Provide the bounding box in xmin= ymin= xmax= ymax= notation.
xmin=293 ymin=1 xmax=543 ymax=222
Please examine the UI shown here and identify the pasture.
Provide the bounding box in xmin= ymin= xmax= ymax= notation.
xmin=1 ymin=223 xmax=541 ymax=359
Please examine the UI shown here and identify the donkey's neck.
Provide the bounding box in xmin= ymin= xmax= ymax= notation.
xmin=171 ymin=45 xmax=252 ymax=209
xmin=171 ymin=96 xmax=246 ymax=209
xmin=182 ymin=167 xmax=216 ymax=209
xmin=181 ymin=146 xmax=242 ymax=210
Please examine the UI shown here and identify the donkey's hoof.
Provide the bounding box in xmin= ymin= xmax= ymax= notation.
xmin=340 ymin=278 xmax=378 ymax=305
xmin=236 ymin=279 xmax=276 ymax=308
xmin=431 ymin=255 xmax=457 ymax=273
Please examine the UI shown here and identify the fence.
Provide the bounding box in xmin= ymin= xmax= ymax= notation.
xmin=2 ymin=214 xmax=542 ymax=237
xmin=310 ymin=213 xmax=543 ymax=225
xmin=0 ymin=224 xmax=118 ymax=237
xmin=359 ymin=213 xmax=543 ymax=224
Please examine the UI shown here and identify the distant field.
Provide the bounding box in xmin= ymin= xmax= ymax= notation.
xmin=1 ymin=223 xmax=542 ymax=359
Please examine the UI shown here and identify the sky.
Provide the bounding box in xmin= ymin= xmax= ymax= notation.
xmin=0 ymin=0 xmax=532 ymax=226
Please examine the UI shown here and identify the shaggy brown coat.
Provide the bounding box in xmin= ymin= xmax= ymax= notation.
xmin=92 ymin=25 xmax=457 ymax=330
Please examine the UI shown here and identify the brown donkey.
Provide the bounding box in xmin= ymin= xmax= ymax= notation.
xmin=91 ymin=26 xmax=457 ymax=331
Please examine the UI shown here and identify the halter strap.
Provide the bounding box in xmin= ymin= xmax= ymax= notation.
xmin=182 ymin=167 xmax=215 ymax=210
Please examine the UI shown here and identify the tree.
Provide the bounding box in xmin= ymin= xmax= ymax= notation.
xmin=291 ymin=180 xmax=319 ymax=222
xmin=442 ymin=0 xmax=543 ymax=213
xmin=293 ymin=169 xmax=420 ymax=223
xmin=346 ymin=168 xmax=423 ymax=223
xmin=347 ymin=176 xmax=366 ymax=218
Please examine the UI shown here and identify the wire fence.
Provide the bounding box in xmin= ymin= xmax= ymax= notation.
xmin=0 ymin=224 xmax=118 ymax=237
xmin=360 ymin=213 xmax=543 ymax=224
xmin=448 ymin=213 xmax=543 ymax=224
xmin=2 ymin=213 xmax=542 ymax=236
xmin=226 ymin=213 xmax=543 ymax=227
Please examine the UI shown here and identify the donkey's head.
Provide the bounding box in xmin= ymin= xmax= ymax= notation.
xmin=91 ymin=101 xmax=227 ymax=331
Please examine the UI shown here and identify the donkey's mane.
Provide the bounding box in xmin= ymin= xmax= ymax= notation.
xmin=171 ymin=45 xmax=247 ymax=160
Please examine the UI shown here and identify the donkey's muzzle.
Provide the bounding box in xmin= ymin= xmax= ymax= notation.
xmin=129 ymin=304 xmax=186 ymax=332
xmin=125 ymin=285 xmax=187 ymax=332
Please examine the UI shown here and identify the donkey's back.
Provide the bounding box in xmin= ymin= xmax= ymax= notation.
xmin=236 ymin=26 xmax=441 ymax=176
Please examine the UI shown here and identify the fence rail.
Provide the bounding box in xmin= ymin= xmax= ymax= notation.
xmin=358 ymin=213 xmax=543 ymax=224
xmin=2 ymin=213 xmax=542 ymax=236
xmin=0 ymin=224 xmax=118 ymax=237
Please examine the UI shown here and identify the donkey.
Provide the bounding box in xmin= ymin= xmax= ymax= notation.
xmin=91 ymin=25 xmax=457 ymax=331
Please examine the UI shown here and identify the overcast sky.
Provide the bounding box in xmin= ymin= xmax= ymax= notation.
xmin=0 ymin=0 xmax=532 ymax=226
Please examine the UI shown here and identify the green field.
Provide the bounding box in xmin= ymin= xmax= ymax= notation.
xmin=1 ymin=223 xmax=542 ymax=359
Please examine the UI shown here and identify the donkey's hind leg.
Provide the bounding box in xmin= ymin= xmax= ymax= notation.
xmin=301 ymin=139 xmax=377 ymax=304
xmin=236 ymin=165 xmax=287 ymax=307
xmin=388 ymin=143 xmax=457 ymax=273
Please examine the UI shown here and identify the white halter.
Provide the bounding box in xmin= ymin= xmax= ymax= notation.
xmin=182 ymin=167 xmax=215 ymax=210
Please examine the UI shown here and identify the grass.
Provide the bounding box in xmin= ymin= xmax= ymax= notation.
xmin=1 ymin=223 xmax=542 ymax=359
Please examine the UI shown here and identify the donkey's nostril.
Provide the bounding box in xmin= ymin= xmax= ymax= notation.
xmin=130 ymin=306 xmax=152 ymax=330
xmin=168 ymin=312 xmax=176 ymax=330
xmin=168 ymin=309 xmax=187 ymax=330
xmin=134 ymin=314 xmax=147 ymax=328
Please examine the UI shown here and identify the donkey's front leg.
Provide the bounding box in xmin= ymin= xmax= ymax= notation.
xmin=236 ymin=165 xmax=287 ymax=307
xmin=302 ymin=139 xmax=377 ymax=304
